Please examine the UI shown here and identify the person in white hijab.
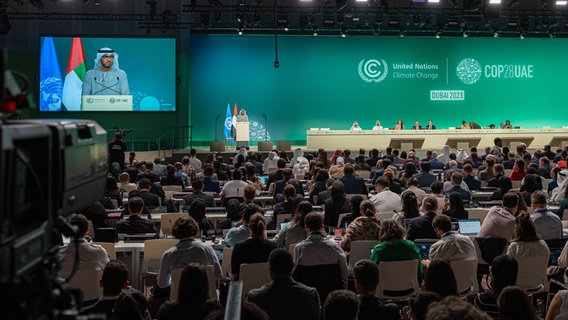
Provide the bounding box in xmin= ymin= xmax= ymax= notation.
xmin=437 ymin=145 xmax=452 ymax=165
xmin=263 ymin=151 xmax=280 ymax=173
xmin=290 ymin=148 xmax=304 ymax=168
xmin=551 ymin=169 xmax=568 ymax=202
xmin=233 ymin=147 xmax=248 ymax=165
xmin=293 ymin=156 xmax=310 ymax=179
xmin=456 ymin=149 xmax=469 ymax=162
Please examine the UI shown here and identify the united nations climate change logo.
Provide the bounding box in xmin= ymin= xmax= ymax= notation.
xmin=456 ymin=58 xmax=482 ymax=85
xmin=358 ymin=59 xmax=388 ymax=83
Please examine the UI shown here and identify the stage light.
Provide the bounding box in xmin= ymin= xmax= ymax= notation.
xmin=489 ymin=0 xmax=501 ymax=3
xmin=463 ymin=30 xmax=469 ymax=37
xmin=312 ymin=26 xmax=318 ymax=36
xmin=435 ymin=30 xmax=441 ymax=38
xmin=340 ymin=26 xmax=347 ymax=37
xmin=428 ymin=0 xmax=440 ymax=3
xmin=399 ymin=29 xmax=406 ymax=38
xmin=557 ymin=0 xmax=568 ymax=5
xmin=94 ymin=0 xmax=101 ymax=5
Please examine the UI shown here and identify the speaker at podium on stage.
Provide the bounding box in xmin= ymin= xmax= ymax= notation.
xmin=236 ymin=109 xmax=249 ymax=149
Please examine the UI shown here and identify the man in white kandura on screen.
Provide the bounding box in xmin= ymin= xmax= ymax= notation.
xmin=82 ymin=47 xmax=130 ymax=96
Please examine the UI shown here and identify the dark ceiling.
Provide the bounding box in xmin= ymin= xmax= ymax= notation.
xmin=1 ymin=0 xmax=568 ymax=37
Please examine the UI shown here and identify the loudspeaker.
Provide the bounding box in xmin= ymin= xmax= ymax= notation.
xmin=258 ymin=141 xmax=273 ymax=151
xmin=276 ymin=141 xmax=291 ymax=151
xmin=210 ymin=142 xmax=225 ymax=152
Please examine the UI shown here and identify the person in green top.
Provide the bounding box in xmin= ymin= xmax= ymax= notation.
xmin=371 ymin=219 xmax=422 ymax=274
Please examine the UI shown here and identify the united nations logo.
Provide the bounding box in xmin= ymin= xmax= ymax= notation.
xmin=224 ymin=117 xmax=232 ymax=130
xmin=358 ymin=59 xmax=389 ymax=83
xmin=456 ymin=58 xmax=482 ymax=85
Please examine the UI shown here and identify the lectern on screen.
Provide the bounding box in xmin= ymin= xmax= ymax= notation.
xmin=236 ymin=121 xmax=249 ymax=149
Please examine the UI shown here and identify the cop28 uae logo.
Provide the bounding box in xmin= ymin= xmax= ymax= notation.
xmin=456 ymin=58 xmax=482 ymax=85
xmin=358 ymin=59 xmax=389 ymax=83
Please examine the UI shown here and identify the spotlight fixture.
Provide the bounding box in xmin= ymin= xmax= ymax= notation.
xmin=463 ymin=30 xmax=469 ymax=37
xmin=312 ymin=26 xmax=318 ymax=36
xmin=435 ymin=30 xmax=441 ymax=38
xmin=399 ymin=29 xmax=406 ymax=38
xmin=519 ymin=31 xmax=526 ymax=39
xmin=557 ymin=0 xmax=568 ymax=4
xmin=237 ymin=27 xmax=243 ymax=35
xmin=340 ymin=26 xmax=347 ymax=37
xmin=94 ymin=0 xmax=101 ymax=5
xmin=489 ymin=0 xmax=501 ymax=3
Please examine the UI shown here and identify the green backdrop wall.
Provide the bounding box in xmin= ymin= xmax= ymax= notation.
xmin=190 ymin=34 xmax=568 ymax=146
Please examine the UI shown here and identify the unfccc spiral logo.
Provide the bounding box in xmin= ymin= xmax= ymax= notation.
xmin=456 ymin=58 xmax=482 ymax=85
xmin=358 ymin=59 xmax=389 ymax=83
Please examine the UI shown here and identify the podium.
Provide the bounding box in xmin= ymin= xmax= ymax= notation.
xmin=236 ymin=121 xmax=249 ymax=149
xmin=81 ymin=95 xmax=133 ymax=111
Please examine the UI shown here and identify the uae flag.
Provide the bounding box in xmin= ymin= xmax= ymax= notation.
xmin=62 ymin=37 xmax=87 ymax=111
xmin=230 ymin=102 xmax=238 ymax=141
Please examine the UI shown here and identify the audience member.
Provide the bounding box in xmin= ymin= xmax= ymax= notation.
xmin=423 ymin=215 xmax=476 ymax=267
xmin=59 ymin=214 xmax=110 ymax=303
xmin=422 ymin=259 xmax=458 ymax=298
xmin=183 ymin=179 xmax=215 ymax=207
xmin=272 ymin=184 xmax=303 ymax=229
xmin=530 ymin=190 xmax=562 ymax=240
xmin=160 ymin=164 xmax=184 ymax=187
xmin=340 ymin=163 xmax=368 ymax=195
xmin=188 ymin=198 xmax=215 ymax=235
xmin=489 ymin=176 xmax=512 ymax=201
xmin=224 ymin=204 xmax=264 ymax=247
xmin=81 ymin=260 xmax=129 ymax=319
xmin=231 ymin=213 xmax=277 ymax=280
xmin=128 ymin=178 xmax=160 ymax=209
xmin=353 ymin=259 xmax=400 ymax=320
xmin=119 ymin=172 xmax=138 ymax=194
xmin=497 ymin=286 xmax=537 ymax=320
xmin=506 ymin=213 xmax=550 ymax=265
xmin=487 ymin=164 xmax=505 ymax=188
xmin=444 ymin=172 xmax=471 ymax=201
xmin=407 ymin=195 xmax=438 ymax=241
xmin=370 ymin=176 xmax=402 ymax=213
xmin=219 ymin=168 xmax=248 ymax=204
xmin=273 ymin=201 xmax=312 ymax=249
xmin=324 ymin=180 xmax=352 ymax=227
xmin=462 ymin=164 xmax=481 ymax=191
xmin=156 ymin=216 xmax=221 ymax=291
xmin=546 ymin=288 xmax=568 ymax=320
xmin=442 ymin=192 xmax=468 ymax=220
xmin=509 ymin=159 xmax=526 ymax=181
xmin=157 ymin=263 xmax=222 ymax=320
xmin=395 ymin=191 xmax=420 ymax=222
xmin=478 ymin=192 xmax=518 ymax=241
xmin=323 ymin=290 xmax=360 ymax=320
xmin=115 ymin=197 xmax=157 ymax=235
xmin=112 ymin=288 xmax=151 ymax=320
xmin=428 ymin=295 xmax=491 ymax=320
xmin=294 ymin=212 xmax=349 ymax=289
xmin=414 ymin=161 xmax=437 ymax=188
xmin=340 ymin=200 xmax=381 ymax=252
xmin=315 ymin=177 xmax=335 ymax=205
xmin=408 ymin=291 xmax=443 ymax=320
xmin=403 ymin=178 xmax=427 ymax=204
xmin=473 ymin=254 xmax=518 ymax=319
xmin=371 ymin=219 xmax=422 ymax=275
xmin=247 ymin=249 xmax=321 ymax=320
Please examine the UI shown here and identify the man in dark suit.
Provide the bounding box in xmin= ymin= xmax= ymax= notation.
xmin=81 ymin=260 xmax=129 ymax=319
xmin=413 ymin=161 xmax=437 ymax=188
xmin=462 ymin=164 xmax=481 ymax=191
xmin=128 ymin=178 xmax=160 ymax=208
xmin=115 ymin=197 xmax=157 ymax=234
xmin=340 ymin=164 xmax=368 ymax=195
xmin=429 ymin=152 xmax=445 ymax=170
xmin=502 ymin=152 xmax=516 ymax=170
xmin=425 ymin=120 xmax=436 ymax=130
xmin=247 ymin=249 xmax=321 ymax=320
xmin=202 ymin=165 xmax=221 ymax=193
xmin=366 ymin=149 xmax=382 ymax=168
xmin=537 ymin=157 xmax=552 ymax=179
xmin=486 ymin=164 xmax=504 ymax=188
xmin=316 ymin=178 xmax=335 ymax=205
xmin=444 ymin=172 xmax=471 ymax=201
xmin=406 ymin=195 xmax=438 ymax=241
xmin=184 ymin=179 xmax=215 ymax=207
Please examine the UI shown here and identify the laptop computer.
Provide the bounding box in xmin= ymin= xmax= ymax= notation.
xmin=458 ymin=219 xmax=482 ymax=237
xmin=415 ymin=242 xmax=436 ymax=260
xmin=279 ymin=221 xmax=289 ymax=230
xmin=259 ymin=175 xmax=267 ymax=185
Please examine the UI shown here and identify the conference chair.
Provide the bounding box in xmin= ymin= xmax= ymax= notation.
xmin=376 ymin=260 xmax=420 ymax=301
xmin=562 ymin=209 xmax=568 ymax=229
xmin=93 ymin=242 xmax=117 ymax=260
xmin=160 ymin=213 xmax=186 ymax=238
xmin=468 ymin=209 xmax=489 ymax=224
xmin=511 ymin=180 xmax=522 ymax=190
xmin=239 ymin=262 xmax=271 ymax=295
xmin=556 ymin=316 xmax=568 ymax=320
xmin=221 ymin=247 xmax=233 ymax=280
xmin=349 ymin=240 xmax=380 ymax=270
xmin=376 ymin=212 xmax=396 ymax=221
xmin=140 ymin=239 xmax=179 ymax=294
xmin=515 ymin=255 xmax=550 ymax=294
xmin=169 ymin=265 xmax=216 ymax=302
xmin=162 ymin=185 xmax=183 ymax=199
xmin=355 ymin=170 xmax=371 ymax=179
xmin=66 ymin=267 xmax=103 ymax=303
xmin=450 ymin=259 xmax=479 ymax=296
